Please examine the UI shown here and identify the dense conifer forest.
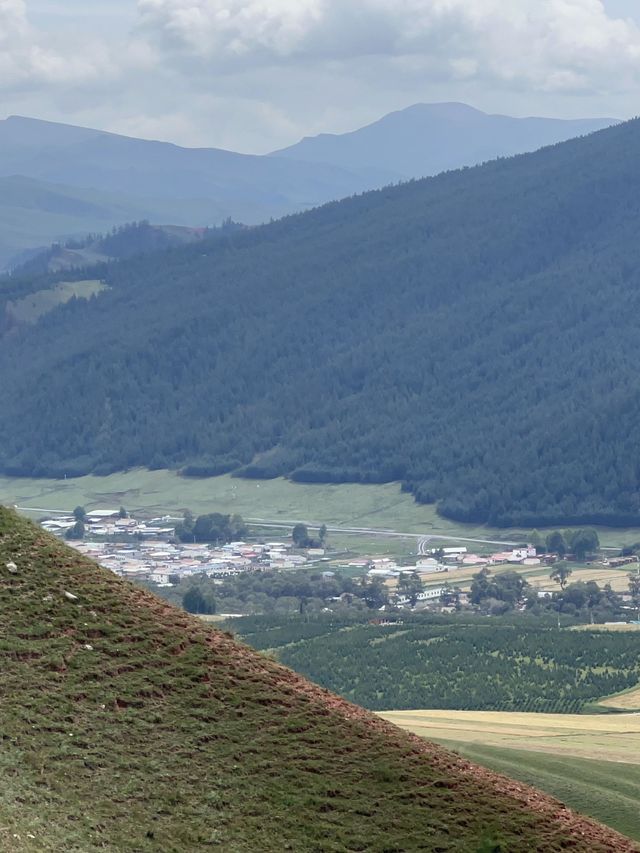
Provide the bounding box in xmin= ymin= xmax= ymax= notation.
xmin=3 ymin=119 xmax=640 ymax=525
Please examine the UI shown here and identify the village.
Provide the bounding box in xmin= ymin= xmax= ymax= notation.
xmin=35 ymin=507 xmax=612 ymax=607
xmin=39 ymin=508 xmax=327 ymax=585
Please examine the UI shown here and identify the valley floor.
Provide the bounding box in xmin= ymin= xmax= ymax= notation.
xmin=4 ymin=469 xmax=640 ymax=549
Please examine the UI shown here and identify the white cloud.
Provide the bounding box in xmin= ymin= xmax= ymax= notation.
xmin=0 ymin=0 xmax=119 ymax=91
xmin=4 ymin=0 xmax=640 ymax=153
xmin=136 ymin=0 xmax=640 ymax=93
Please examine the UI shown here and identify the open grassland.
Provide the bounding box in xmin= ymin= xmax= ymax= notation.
xmin=0 ymin=470 xmax=517 ymax=535
xmin=382 ymin=710 xmax=640 ymax=840
xmin=379 ymin=710 xmax=640 ymax=764
xmin=3 ymin=509 xmax=636 ymax=853
xmin=7 ymin=280 xmax=105 ymax=325
xmin=4 ymin=469 xmax=640 ymax=549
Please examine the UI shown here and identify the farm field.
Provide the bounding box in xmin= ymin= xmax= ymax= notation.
xmin=4 ymin=469 xmax=640 ymax=549
xmin=599 ymin=685 xmax=640 ymax=710
xmin=418 ymin=562 xmax=637 ymax=594
xmin=379 ymin=710 xmax=640 ymax=763
xmin=381 ymin=710 xmax=640 ymax=843
xmin=525 ymin=564 xmax=638 ymax=593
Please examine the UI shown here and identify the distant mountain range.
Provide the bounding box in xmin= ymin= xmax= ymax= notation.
xmin=0 ymin=105 xmax=618 ymax=270
xmin=5 ymin=118 xmax=640 ymax=527
xmin=271 ymin=101 xmax=617 ymax=180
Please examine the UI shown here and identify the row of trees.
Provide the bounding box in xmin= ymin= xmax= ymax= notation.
xmin=236 ymin=613 xmax=640 ymax=712
xmin=172 ymin=570 xmax=394 ymax=617
xmin=530 ymin=528 xmax=600 ymax=559
xmin=470 ymin=564 xmax=639 ymax=622
xmin=174 ymin=511 xmax=247 ymax=544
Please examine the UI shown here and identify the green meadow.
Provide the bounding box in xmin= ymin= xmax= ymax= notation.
xmin=3 ymin=469 xmax=640 ymax=550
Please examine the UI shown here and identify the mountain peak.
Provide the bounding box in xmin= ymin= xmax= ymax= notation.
xmin=271 ymin=101 xmax=618 ymax=178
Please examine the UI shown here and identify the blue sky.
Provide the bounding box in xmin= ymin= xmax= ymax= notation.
xmin=5 ymin=1 xmax=640 ymax=152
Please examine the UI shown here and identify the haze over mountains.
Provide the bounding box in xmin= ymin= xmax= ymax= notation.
xmin=3 ymin=118 xmax=640 ymax=527
xmin=0 ymin=105 xmax=617 ymax=270
xmin=272 ymin=101 xmax=617 ymax=181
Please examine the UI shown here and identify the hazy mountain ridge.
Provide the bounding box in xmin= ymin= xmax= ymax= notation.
xmin=0 ymin=105 xmax=617 ymax=269
xmin=271 ymin=101 xmax=618 ymax=178
xmin=0 ymin=507 xmax=636 ymax=852
xmin=0 ymin=115 xmax=372 ymax=270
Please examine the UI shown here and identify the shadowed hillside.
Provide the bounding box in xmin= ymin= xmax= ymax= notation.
xmin=0 ymin=507 xmax=637 ymax=852
xmin=6 ymin=119 xmax=640 ymax=524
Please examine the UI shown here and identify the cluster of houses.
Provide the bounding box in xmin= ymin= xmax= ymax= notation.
xmin=40 ymin=508 xmax=320 ymax=585
xmin=42 ymin=511 xmax=175 ymax=539
xmin=365 ymin=545 xmax=544 ymax=582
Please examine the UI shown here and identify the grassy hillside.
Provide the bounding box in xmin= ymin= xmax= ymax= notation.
xmin=0 ymin=175 xmax=247 ymax=271
xmin=381 ymin=710 xmax=640 ymax=842
xmin=5 ymin=120 xmax=640 ymax=525
xmin=1 ymin=507 xmax=637 ymax=852
xmin=6 ymin=280 xmax=105 ymax=325
xmin=443 ymin=745 xmax=640 ymax=843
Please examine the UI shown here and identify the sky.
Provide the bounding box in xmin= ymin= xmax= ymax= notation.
xmin=3 ymin=0 xmax=640 ymax=153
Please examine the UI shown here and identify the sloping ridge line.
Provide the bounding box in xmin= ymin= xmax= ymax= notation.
xmin=0 ymin=507 xmax=637 ymax=851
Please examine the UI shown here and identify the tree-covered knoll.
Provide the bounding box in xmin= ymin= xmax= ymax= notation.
xmin=6 ymin=120 xmax=640 ymax=524
xmin=234 ymin=613 xmax=640 ymax=713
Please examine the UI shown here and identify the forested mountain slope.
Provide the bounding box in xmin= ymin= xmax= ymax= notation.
xmin=0 ymin=115 xmax=373 ymax=268
xmin=0 ymin=109 xmax=615 ymax=269
xmin=0 ymin=508 xmax=637 ymax=852
xmin=5 ymin=119 xmax=640 ymax=524
xmin=272 ymin=101 xmax=617 ymax=180
xmin=9 ymin=221 xmax=215 ymax=278
xmin=0 ymin=175 xmax=217 ymax=271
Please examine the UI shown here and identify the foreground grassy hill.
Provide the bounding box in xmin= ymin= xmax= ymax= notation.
xmin=381 ymin=711 xmax=640 ymax=842
xmin=1 ymin=508 xmax=637 ymax=852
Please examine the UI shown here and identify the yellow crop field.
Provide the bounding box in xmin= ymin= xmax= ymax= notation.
xmin=599 ymin=686 xmax=640 ymax=710
xmin=379 ymin=709 xmax=640 ymax=764
xmin=526 ymin=566 xmax=635 ymax=590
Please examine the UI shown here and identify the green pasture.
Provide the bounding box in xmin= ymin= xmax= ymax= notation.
xmin=444 ymin=741 xmax=640 ymax=843
xmin=4 ymin=469 xmax=640 ymax=550
xmin=6 ymin=279 xmax=105 ymax=324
